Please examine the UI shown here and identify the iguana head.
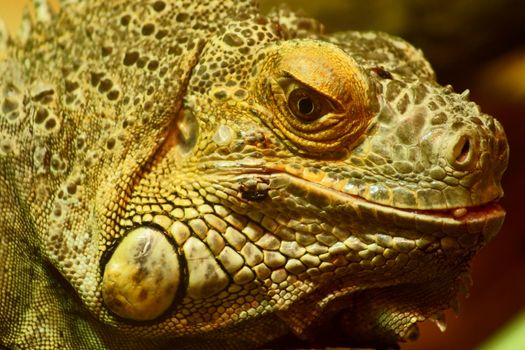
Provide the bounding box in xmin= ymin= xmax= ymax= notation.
xmin=96 ymin=8 xmax=508 ymax=348
xmin=7 ymin=1 xmax=506 ymax=348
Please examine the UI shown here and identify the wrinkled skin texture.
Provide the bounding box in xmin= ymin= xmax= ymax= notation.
xmin=0 ymin=1 xmax=508 ymax=349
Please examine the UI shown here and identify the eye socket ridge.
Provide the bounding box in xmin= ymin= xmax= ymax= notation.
xmin=278 ymin=78 xmax=340 ymax=123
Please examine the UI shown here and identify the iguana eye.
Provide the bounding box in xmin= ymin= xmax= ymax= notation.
xmin=287 ymin=87 xmax=332 ymax=122
xmin=281 ymin=79 xmax=337 ymax=122
xmin=257 ymin=41 xmax=375 ymax=154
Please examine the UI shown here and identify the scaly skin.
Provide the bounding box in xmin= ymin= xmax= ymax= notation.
xmin=0 ymin=1 xmax=508 ymax=349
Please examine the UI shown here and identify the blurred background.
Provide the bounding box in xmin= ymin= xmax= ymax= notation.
xmin=1 ymin=1 xmax=524 ymax=349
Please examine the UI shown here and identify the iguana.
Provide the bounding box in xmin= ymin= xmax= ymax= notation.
xmin=0 ymin=0 xmax=509 ymax=349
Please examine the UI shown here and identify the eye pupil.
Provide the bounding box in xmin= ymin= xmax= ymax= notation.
xmin=287 ymin=87 xmax=324 ymax=122
xmin=285 ymin=85 xmax=335 ymax=122
xmin=297 ymin=97 xmax=314 ymax=115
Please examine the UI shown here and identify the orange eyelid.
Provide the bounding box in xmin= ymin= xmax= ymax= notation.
xmin=278 ymin=77 xmax=343 ymax=114
xmin=256 ymin=40 xmax=376 ymax=155
xmin=278 ymin=44 xmax=369 ymax=108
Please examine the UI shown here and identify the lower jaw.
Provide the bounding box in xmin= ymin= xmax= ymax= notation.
xmin=273 ymin=254 xmax=473 ymax=349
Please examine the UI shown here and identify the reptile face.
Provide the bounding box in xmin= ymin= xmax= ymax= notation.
xmin=0 ymin=1 xmax=508 ymax=349
xmin=97 ymin=14 xmax=508 ymax=348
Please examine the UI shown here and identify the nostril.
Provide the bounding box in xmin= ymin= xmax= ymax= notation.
xmin=455 ymin=136 xmax=471 ymax=164
xmin=449 ymin=134 xmax=476 ymax=169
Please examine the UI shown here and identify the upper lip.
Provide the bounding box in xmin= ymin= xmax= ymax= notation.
xmin=208 ymin=160 xmax=505 ymax=239
xmin=265 ymin=172 xmax=506 ymax=239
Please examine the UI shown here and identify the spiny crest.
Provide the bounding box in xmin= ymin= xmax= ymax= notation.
xmin=33 ymin=0 xmax=55 ymax=24
xmin=0 ymin=17 xmax=9 ymax=53
xmin=19 ymin=0 xmax=56 ymax=44
xmin=18 ymin=6 xmax=33 ymax=45
xmin=16 ymin=0 xmax=77 ymax=46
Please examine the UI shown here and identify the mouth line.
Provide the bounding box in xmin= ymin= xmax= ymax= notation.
xmin=264 ymin=172 xmax=506 ymax=238
xmin=365 ymin=196 xmax=503 ymax=221
xmin=208 ymin=159 xmax=505 ymax=237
